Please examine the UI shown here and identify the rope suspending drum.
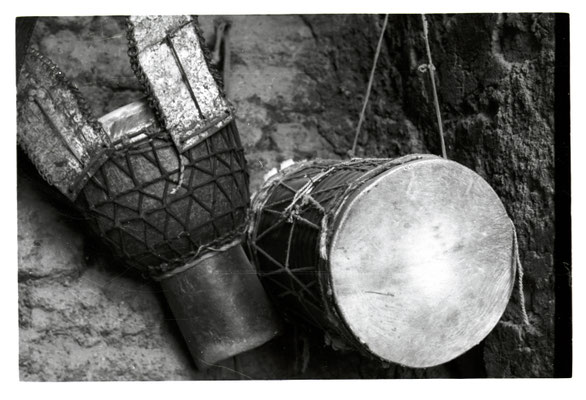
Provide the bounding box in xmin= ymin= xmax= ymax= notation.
xmin=420 ymin=14 xmax=447 ymax=159
xmin=349 ymin=14 xmax=389 ymax=158
xmin=350 ymin=14 xmax=446 ymax=160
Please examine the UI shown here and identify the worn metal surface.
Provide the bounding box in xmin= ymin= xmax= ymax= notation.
xmin=17 ymin=48 xmax=110 ymax=200
xmin=128 ymin=15 xmax=234 ymax=152
xmin=160 ymin=244 xmax=282 ymax=369
xmin=99 ymin=99 xmax=156 ymax=146
xmin=249 ymin=156 xmax=516 ymax=368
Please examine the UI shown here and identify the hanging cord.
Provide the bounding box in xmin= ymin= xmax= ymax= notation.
xmin=349 ymin=14 xmax=389 ymax=158
xmin=420 ymin=14 xmax=447 ymax=159
xmin=512 ymin=225 xmax=531 ymax=326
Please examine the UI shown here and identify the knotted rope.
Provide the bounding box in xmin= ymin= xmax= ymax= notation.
xmin=420 ymin=14 xmax=447 ymax=159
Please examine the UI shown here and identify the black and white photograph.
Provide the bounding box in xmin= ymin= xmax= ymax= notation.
xmin=10 ymin=3 xmax=576 ymax=389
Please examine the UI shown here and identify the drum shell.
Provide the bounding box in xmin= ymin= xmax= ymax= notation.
xmin=75 ymin=114 xmax=283 ymax=366
xmin=76 ymin=119 xmax=250 ymax=276
xmin=249 ymin=155 xmax=437 ymax=350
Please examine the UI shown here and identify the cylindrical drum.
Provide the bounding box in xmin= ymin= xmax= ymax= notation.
xmin=79 ymin=100 xmax=282 ymax=367
xmin=17 ymin=15 xmax=281 ymax=369
xmin=248 ymin=155 xmax=517 ymax=368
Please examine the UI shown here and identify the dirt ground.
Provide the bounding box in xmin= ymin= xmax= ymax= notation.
xmin=17 ymin=14 xmax=562 ymax=379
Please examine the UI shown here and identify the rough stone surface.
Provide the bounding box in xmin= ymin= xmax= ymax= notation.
xmin=18 ymin=14 xmax=557 ymax=379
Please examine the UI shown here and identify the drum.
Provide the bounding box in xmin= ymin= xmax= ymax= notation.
xmin=17 ymin=16 xmax=281 ymax=369
xmin=248 ymin=155 xmax=517 ymax=368
xmin=78 ymin=99 xmax=282 ymax=368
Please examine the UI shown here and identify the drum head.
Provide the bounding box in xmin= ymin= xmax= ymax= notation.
xmin=329 ymin=158 xmax=515 ymax=368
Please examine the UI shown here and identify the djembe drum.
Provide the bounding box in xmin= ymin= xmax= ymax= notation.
xmin=17 ymin=15 xmax=281 ymax=369
xmin=248 ymin=155 xmax=517 ymax=368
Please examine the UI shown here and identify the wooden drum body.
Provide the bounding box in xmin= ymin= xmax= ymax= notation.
xmin=248 ymin=155 xmax=516 ymax=368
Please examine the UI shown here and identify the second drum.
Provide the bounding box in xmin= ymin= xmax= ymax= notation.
xmin=248 ymin=154 xmax=517 ymax=368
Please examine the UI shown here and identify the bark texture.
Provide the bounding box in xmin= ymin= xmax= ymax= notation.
xmin=18 ymin=14 xmax=557 ymax=379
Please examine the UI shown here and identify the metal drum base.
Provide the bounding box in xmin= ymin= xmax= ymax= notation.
xmin=160 ymin=244 xmax=282 ymax=369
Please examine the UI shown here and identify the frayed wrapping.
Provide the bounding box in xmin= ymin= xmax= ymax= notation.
xmin=152 ymin=238 xmax=242 ymax=281
xmin=512 ymin=222 xmax=531 ymax=327
xmin=169 ymin=152 xmax=185 ymax=195
xmin=319 ymin=214 xmax=329 ymax=261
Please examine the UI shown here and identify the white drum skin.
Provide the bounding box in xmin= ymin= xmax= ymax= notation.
xmin=329 ymin=158 xmax=514 ymax=367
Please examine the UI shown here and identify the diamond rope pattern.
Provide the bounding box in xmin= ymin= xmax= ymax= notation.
xmin=77 ymin=120 xmax=249 ymax=277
